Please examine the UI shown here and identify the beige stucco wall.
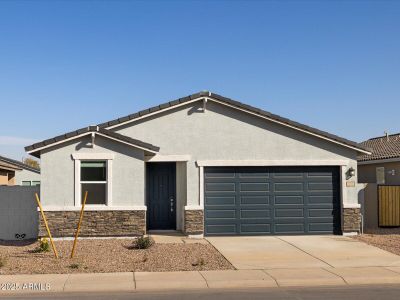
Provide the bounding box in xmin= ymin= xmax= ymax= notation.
xmin=114 ymin=101 xmax=359 ymax=208
xmin=0 ymin=170 xmax=9 ymax=185
xmin=358 ymin=161 xmax=400 ymax=185
xmin=14 ymin=168 xmax=41 ymax=185
xmin=40 ymin=135 xmax=145 ymax=207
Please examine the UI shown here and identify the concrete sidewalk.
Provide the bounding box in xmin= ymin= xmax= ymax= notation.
xmin=2 ymin=267 xmax=400 ymax=294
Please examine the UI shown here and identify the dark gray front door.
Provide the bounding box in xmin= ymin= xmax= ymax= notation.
xmin=147 ymin=162 xmax=176 ymax=230
xmin=204 ymin=166 xmax=341 ymax=236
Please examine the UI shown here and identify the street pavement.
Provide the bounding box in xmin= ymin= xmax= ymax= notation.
xmin=2 ymin=285 xmax=400 ymax=300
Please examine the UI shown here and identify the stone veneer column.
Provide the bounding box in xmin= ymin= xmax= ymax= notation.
xmin=38 ymin=210 xmax=146 ymax=237
xmin=184 ymin=210 xmax=204 ymax=235
xmin=343 ymin=208 xmax=361 ymax=233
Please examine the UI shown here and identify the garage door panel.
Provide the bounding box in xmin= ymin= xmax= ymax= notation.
xmin=309 ymin=223 xmax=335 ymax=232
xmin=206 ymin=209 xmax=236 ymax=219
xmin=308 ymin=208 xmax=335 ymax=217
xmin=206 ymin=182 xmax=236 ymax=192
xmin=240 ymin=209 xmax=271 ymax=219
xmin=204 ymin=168 xmax=236 ymax=178
xmin=205 ymin=196 xmax=236 ymax=206
xmin=240 ymin=223 xmax=271 ymax=234
xmin=275 ymin=223 xmax=305 ymax=233
xmin=240 ymin=182 xmax=269 ymax=192
xmin=238 ymin=171 xmax=269 ymax=178
xmin=204 ymin=166 xmax=341 ymax=236
xmin=274 ymin=182 xmax=304 ymax=192
xmin=240 ymin=196 xmax=270 ymax=205
xmin=206 ymin=224 xmax=237 ymax=235
xmin=308 ymin=195 xmax=336 ymax=205
xmin=274 ymin=195 xmax=304 ymax=205
xmin=273 ymin=172 xmax=304 ymax=178
xmin=308 ymin=182 xmax=334 ymax=191
xmin=275 ymin=208 xmax=304 ymax=218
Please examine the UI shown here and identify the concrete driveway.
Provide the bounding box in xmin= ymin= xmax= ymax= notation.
xmin=207 ymin=236 xmax=400 ymax=270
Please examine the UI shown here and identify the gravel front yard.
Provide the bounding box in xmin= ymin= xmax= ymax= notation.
xmin=353 ymin=234 xmax=400 ymax=256
xmin=0 ymin=239 xmax=234 ymax=275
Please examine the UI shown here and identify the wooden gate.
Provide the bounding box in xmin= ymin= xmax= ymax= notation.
xmin=379 ymin=185 xmax=400 ymax=226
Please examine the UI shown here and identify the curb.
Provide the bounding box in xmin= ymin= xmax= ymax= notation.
xmin=2 ymin=267 xmax=400 ymax=294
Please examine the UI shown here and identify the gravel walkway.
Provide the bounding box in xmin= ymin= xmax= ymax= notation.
xmin=353 ymin=234 xmax=400 ymax=256
xmin=0 ymin=239 xmax=234 ymax=275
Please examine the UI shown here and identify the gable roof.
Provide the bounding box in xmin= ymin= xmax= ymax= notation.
xmin=25 ymin=91 xmax=370 ymax=156
xmin=25 ymin=126 xmax=160 ymax=157
xmin=98 ymin=91 xmax=370 ymax=154
xmin=0 ymin=155 xmax=40 ymax=173
xmin=358 ymin=133 xmax=400 ymax=162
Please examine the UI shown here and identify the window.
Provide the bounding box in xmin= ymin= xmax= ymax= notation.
xmin=22 ymin=181 xmax=31 ymax=186
xmin=80 ymin=161 xmax=107 ymax=205
xmin=376 ymin=167 xmax=385 ymax=184
xmin=32 ymin=181 xmax=40 ymax=186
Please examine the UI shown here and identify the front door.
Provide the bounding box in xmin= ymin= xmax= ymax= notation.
xmin=147 ymin=162 xmax=176 ymax=230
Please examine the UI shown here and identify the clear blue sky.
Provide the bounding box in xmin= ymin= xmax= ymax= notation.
xmin=1 ymin=1 xmax=399 ymax=160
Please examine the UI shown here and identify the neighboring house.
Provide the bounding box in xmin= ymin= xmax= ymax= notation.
xmin=0 ymin=155 xmax=40 ymax=186
xmin=25 ymin=91 xmax=370 ymax=238
xmin=358 ymin=133 xmax=400 ymax=231
xmin=358 ymin=133 xmax=400 ymax=185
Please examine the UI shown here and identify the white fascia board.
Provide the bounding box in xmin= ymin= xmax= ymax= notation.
xmin=196 ymin=160 xmax=350 ymax=167
xmin=27 ymin=132 xmax=157 ymax=155
xmin=40 ymin=205 xmax=147 ymax=211
xmin=145 ymin=154 xmax=191 ymax=162
xmin=358 ymin=157 xmax=400 ymax=165
xmin=26 ymin=132 xmax=91 ymax=154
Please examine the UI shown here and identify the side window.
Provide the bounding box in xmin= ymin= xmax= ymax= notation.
xmin=32 ymin=181 xmax=40 ymax=186
xmin=80 ymin=161 xmax=107 ymax=205
xmin=376 ymin=167 xmax=385 ymax=184
xmin=22 ymin=181 xmax=31 ymax=186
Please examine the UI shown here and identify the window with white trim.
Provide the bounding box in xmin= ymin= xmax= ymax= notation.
xmin=80 ymin=161 xmax=107 ymax=205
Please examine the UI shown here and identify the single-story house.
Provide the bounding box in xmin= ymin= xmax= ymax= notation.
xmin=358 ymin=133 xmax=400 ymax=231
xmin=25 ymin=91 xmax=370 ymax=237
xmin=0 ymin=155 xmax=40 ymax=186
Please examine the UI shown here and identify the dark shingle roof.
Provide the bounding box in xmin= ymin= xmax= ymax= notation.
xmin=98 ymin=91 xmax=369 ymax=153
xmin=25 ymin=91 xmax=370 ymax=156
xmin=0 ymin=155 xmax=40 ymax=173
xmin=25 ymin=126 xmax=160 ymax=156
xmin=358 ymin=133 xmax=400 ymax=162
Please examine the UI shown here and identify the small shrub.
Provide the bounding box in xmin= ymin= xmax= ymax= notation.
xmin=69 ymin=263 xmax=79 ymax=269
xmin=31 ymin=238 xmax=50 ymax=253
xmin=132 ymin=236 xmax=154 ymax=249
xmin=191 ymin=258 xmax=205 ymax=267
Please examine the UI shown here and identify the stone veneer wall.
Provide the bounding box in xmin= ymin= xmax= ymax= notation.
xmin=39 ymin=210 xmax=146 ymax=237
xmin=184 ymin=210 xmax=204 ymax=235
xmin=343 ymin=208 xmax=361 ymax=233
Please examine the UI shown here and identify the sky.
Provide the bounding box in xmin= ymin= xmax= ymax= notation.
xmin=0 ymin=0 xmax=399 ymax=161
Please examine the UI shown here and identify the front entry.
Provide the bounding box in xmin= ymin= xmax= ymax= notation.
xmin=147 ymin=162 xmax=176 ymax=230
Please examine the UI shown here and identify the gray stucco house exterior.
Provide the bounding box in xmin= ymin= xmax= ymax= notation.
xmin=25 ymin=91 xmax=370 ymax=237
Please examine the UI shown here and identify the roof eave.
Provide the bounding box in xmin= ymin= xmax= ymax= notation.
xmin=25 ymin=129 xmax=159 ymax=157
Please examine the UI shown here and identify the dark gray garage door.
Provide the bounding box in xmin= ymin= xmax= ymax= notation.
xmin=204 ymin=166 xmax=341 ymax=236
